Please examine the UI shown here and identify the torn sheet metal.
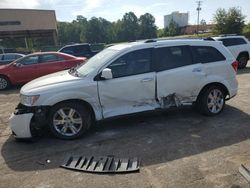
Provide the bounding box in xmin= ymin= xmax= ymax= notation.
xmin=61 ymin=155 xmax=140 ymax=173
xmin=159 ymin=93 xmax=182 ymax=108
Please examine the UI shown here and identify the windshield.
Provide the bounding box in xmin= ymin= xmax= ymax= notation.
xmin=76 ymin=48 xmax=119 ymax=77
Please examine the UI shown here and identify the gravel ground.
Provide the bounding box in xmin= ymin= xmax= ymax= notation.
xmin=0 ymin=67 xmax=250 ymax=188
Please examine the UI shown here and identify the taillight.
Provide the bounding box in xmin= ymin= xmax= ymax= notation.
xmin=231 ymin=61 xmax=239 ymax=72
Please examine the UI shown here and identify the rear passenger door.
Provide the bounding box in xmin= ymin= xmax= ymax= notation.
xmin=155 ymin=45 xmax=206 ymax=107
xmin=37 ymin=54 xmax=66 ymax=77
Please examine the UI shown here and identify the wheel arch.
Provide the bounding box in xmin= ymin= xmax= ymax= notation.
xmin=197 ymin=82 xmax=229 ymax=102
xmin=49 ymin=99 xmax=96 ymax=122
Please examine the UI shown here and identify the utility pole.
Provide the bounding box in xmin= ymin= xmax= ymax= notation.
xmin=196 ymin=1 xmax=202 ymax=34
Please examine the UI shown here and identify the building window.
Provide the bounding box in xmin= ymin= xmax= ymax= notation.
xmin=0 ymin=21 xmax=21 ymax=26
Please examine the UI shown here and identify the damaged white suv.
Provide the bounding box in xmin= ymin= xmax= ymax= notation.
xmin=10 ymin=39 xmax=238 ymax=140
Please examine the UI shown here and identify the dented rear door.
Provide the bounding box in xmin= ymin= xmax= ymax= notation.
xmin=155 ymin=45 xmax=205 ymax=108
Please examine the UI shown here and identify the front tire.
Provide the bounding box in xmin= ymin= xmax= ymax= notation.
xmin=197 ymin=86 xmax=225 ymax=116
xmin=48 ymin=102 xmax=91 ymax=140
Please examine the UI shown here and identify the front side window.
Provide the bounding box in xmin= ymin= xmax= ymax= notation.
xmin=192 ymin=46 xmax=226 ymax=64
xmin=155 ymin=46 xmax=193 ymax=72
xmin=61 ymin=47 xmax=74 ymax=55
xmin=18 ymin=56 xmax=39 ymax=65
xmin=108 ymin=49 xmax=152 ymax=78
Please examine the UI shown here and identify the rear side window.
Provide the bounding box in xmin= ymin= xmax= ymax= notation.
xmin=155 ymin=46 xmax=193 ymax=71
xmin=219 ymin=38 xmax=247 ymax=47
xmin=191 ymin=46 xmax=226 ymax=64
xmin=40 ymin=54 xmax=62 ymax=63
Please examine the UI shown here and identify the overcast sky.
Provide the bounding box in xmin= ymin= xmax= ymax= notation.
xmin=0 ymin=0 xmax=250 ymax=28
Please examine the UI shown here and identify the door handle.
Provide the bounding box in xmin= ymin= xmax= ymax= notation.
xmin=141 ymin=78 xmax=153 ymax=83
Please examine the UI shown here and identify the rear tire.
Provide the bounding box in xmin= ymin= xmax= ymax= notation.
xmin=0 ymin=75 xmax=10 ymax=90
xmin=196 ymin=86 xmax=225 ymax=116
xmin=48 ymin=102 xmax=92 ymax=140
xmin=238 ymin=54 xmax=249 ymax=69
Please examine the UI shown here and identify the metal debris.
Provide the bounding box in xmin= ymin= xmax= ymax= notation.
xmin=61 ymin=155 xmax=140 ymax=173
xmin=239 ymin=164 xmax=250 ymax=183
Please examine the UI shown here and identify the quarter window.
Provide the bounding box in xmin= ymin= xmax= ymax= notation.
xmin=108 ymin=49 xmax=152 ymax=78
xmin=219 ymin=38 xmax=247 ymax=46
xmin=155 ymin=46 xmax=193 ymax=71
xmin=192 ymin=46 xmax=226 ymax=64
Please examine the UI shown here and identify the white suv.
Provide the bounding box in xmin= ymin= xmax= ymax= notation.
xmin=213 ymin=35 xmax=250 ymax=68
xmin=9 ymin=39 xmax=238 ymax=140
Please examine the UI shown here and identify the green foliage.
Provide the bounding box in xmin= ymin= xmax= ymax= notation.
xmin=57 ymin=12 xmax=158 ymax=45
xmin=164 ymin=19 xmax=180 ymax=36
xmin=243 ymin=24 xmax=250 ymax=38
xmin=213 ymin=7 xmax=245 ymax=35
xmin=138 ymin=13 xmax=157 ymax=39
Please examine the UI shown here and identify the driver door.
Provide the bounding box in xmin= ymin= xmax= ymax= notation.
xmin=11 ymin=55 xmax=39 ymax=84
xmin=98 ymin=48 xmax=157 ymax=118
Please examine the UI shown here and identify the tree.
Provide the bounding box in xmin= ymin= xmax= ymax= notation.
xmin=138 ymin=13 xmax=157 ymax=39
xmin=243 ymin=24 xmax=250 ymax=38
xmin=213 ymin=7 xmax=245 ymax=34
xmin=165 ymin=19 xmax=179 ymax=36
xmin=119 ymin=12 xmax=139 ymax=41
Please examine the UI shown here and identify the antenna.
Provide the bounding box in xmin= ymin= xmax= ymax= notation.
xmin=196 ymin=1 xmax=202 ymax=34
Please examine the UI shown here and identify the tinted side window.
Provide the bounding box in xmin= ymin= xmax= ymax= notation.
xmin=219 ymin=38 xmax=247 ymax=46
xmin=40 ymin=54 xmax=60 ymax=63
xmin=192 ymin=46 xmax=226 ymax=64
xmin=155 ymin=46 xmax=193 ymax=71
xmin=4 ymin=54 xmax=16 ymax=60
xmin=108 ymin=49 xmax=152 ymax=78
xmin=19 ymin=56 xmax=39 ymax=65
xmin=60 ymin=47 xmax=74 ymax=55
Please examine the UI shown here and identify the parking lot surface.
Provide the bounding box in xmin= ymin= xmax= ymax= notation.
xmin=0 ymin=67 xmax=250 ymax=188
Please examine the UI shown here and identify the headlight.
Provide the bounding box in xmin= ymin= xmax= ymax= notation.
xmin=20 ymin=95 xmax=40 ymax=106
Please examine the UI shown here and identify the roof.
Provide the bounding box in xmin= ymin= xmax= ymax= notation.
xmin=109 ymin=38 xmax=222 ymax=51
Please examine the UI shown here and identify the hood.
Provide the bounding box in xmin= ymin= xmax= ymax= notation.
xmin=21 ymin=70 xmax=82 ymax=94
xmin=0 ymin=64 xmax=9 ymax=70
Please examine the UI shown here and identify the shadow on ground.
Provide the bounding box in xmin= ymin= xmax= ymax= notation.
xmin=1 ymin=105 xmax=250 ymax=172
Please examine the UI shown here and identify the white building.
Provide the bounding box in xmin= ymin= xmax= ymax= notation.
xmin=164 ymin=11 xmax=189 ymax=28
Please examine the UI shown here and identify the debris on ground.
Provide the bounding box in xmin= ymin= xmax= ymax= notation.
xmin=61 ymin=155 xmax=140 ymax=174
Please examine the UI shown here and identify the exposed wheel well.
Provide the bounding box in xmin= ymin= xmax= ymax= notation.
xmin=237 ymin=51 xmax=249 ymax=60
xmin=50 ymin=99 xmax=96 ymax=122
xmin=197 ymin=83 xmax=229 ymax=101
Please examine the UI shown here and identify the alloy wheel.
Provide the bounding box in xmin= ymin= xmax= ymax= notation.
xmin=207 ymin=89 xmax=224 ymax=114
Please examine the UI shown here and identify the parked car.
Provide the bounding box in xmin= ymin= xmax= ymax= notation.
xmin=10 ymin=39 xmax=238 ymax=140
xmin=58 ymin=43 xmax=102 ymax=58
xmin=212 ymin=35 xmax=250 ymax=69
xmin=0 ymin=53 xmax=25 ymax=65
xmin=0 ymin=52 xmax=86 ymax=90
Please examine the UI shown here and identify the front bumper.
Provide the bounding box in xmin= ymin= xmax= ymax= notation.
xmin=9 ymin=104 xmax=49 ymax=139
xmin=9 ymin=113 xmax=33 ymax=138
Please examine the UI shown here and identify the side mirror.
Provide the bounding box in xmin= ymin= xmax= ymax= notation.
xmin=14 ymin=62 xmax=22 ymax=68
xmin=101 ymin=68 xmax=113 ymax=80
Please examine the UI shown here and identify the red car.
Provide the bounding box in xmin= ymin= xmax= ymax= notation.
xmin=0 ymin=52 xmax=86 ymax=90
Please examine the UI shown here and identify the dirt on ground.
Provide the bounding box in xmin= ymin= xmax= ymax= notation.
xmin=0 ymin=67 xmax=250 ymax=188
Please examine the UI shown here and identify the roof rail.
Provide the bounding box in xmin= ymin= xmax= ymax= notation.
xmin=144 ymin=39 xmax=157 ymax=43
